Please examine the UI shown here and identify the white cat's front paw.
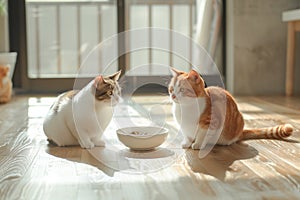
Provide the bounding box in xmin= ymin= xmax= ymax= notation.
xmin=82 ymin=143 xmax=95 ymax=149
xmin=79 ymin=139 xmax=95 ymax=149
xmin=93 ymin=139 xmax=105 ymax=147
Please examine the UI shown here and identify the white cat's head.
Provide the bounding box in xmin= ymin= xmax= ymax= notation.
xmin=168 ymin=68 xmax=207 ymax=103
xmin=93 ymin=70 xmax=122 ymax=106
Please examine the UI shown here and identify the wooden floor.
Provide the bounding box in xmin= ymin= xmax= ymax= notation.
xmin=0 ymin=95 xmax=300 ymax=200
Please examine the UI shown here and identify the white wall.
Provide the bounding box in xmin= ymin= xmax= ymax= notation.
xmin=226 ymin=0 xmax=300 ymax=95
xmin=0 ymin=0 xmax=9 ymax=52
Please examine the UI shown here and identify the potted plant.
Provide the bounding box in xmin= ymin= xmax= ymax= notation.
xmin=0 ymin=0 xmax=17 ymax=81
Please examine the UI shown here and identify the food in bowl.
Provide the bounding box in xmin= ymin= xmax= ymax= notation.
xmin=116 ymin=126 xmax=168 ymax=150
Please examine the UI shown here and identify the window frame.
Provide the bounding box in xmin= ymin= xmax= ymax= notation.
xmin=8 ymin=0 xmax=225 ymax=93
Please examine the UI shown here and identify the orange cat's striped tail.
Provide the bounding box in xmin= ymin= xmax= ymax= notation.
xmin=241 ymin=124 xmax=293 ymax=141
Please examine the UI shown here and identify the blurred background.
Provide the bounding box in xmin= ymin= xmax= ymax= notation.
xmin=2 ymin=0 xmax=300 ymax=95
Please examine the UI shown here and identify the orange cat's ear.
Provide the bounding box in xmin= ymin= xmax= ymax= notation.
xmin=170 ymin=67 xmax=184 ymax=77
xmin=93 ymin=75 xmax=103 ymax=88
xmin=188 ymin=70 xmax=201 ymax=84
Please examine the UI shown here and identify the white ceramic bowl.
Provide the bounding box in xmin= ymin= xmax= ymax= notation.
xmin=116 ymin=126 xmax=168 ymax=150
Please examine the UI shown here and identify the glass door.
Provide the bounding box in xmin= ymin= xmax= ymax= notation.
xmin=22 ymin=0 xmax=118 ymax=91
xmin=9 ymin=0 xmax=224 ymax=92
xmin=26 ymin=0 xmax=118 ymax=78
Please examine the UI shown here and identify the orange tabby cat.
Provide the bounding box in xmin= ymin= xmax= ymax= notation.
xmin=169 ymin=68 xmax=293 ymax=149
xmin=0 ymin=65 xmax=12 ymax=103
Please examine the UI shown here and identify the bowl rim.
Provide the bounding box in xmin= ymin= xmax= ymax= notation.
xmin=116 ymin=126 xmax=168 ymax=139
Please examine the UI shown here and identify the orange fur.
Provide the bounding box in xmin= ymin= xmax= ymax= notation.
xmin=0 ymin=65 xmax=12 ymax=103
xmin=169 ymin=68 xmax=293 ymax=147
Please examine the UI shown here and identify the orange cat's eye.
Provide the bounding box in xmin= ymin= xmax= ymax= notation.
xmin=107 ymin=91 xmax=112 ymax=95
xmin=180 ymin=88 xmax=185 ymax=92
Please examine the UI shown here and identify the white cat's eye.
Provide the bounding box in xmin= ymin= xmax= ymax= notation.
xmin=180 ymin=88 xmax=185 ymax=92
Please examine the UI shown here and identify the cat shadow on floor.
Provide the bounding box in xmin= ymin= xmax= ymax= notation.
xmin=46 ymin=143 xmax=175 ymax=177
xmin=185 ymin=142 xmax=258 ymax=181
xmin=46 ymin=144 xmax=117 ymax=177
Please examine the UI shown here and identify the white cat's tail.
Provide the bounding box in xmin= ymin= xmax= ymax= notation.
xmin=241 ymin=124 xmax=293 ymax=140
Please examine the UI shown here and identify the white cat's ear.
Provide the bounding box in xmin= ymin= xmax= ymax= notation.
xmin=170 ymin=67 xmax=184 ymax=77
xmin=108 ymin=70 xmax=122 ymax=81
xmin=188 ymin=70 xmax=201 ymax=84
xmin=93 ymin=75 xmax=103 ymax=88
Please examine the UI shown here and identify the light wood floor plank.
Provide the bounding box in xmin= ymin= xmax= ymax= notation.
xmin=0 ymin=95 xmax=300 ymax=199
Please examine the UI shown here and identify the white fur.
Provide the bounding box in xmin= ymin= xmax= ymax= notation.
xmin=172 ymin=97 xmax=207 ymax=149
xmin=43 ymin=81 xmax=115 ymax=149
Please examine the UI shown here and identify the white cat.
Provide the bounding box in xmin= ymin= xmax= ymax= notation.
xmin=43 ymin=71 xmax=121 ymax=149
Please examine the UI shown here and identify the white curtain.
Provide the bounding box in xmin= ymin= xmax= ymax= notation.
xmin=195 ymin=0 xmax=223 ymax=72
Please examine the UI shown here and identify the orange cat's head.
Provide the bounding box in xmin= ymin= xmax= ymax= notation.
xmin=169 ymin=68 xmax=207 ymax=102
xmin=0 ymin=66 xmax=9 ymax=78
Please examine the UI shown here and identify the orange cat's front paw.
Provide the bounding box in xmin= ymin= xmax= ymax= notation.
xmin=191 ymin=143 xmax=201 ymax=150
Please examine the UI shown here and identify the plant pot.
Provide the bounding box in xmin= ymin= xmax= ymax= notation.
xmin=0 ymin=52 xmax=17 ymax=79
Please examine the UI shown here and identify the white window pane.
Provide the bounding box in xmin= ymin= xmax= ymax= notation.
xmin=39 ymin=6 xmax=58 ymax=76
xmin=151 ymin=5 xmax=169 ymax=75
xmin=80 ymin=6 xmax=100 ymax=74
xmin=26 ymin=6 xmax=38 ymax=78
xmin=129 ymin=5 xmax=150 ymax=75
xmin=60 ymin=6 xmax=78 ymax=75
